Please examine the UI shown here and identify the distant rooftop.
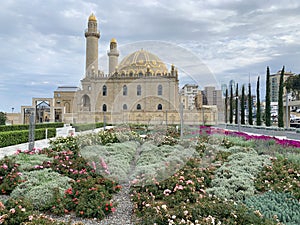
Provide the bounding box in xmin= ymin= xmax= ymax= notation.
xmin=55 ymin=86 xmax=80 ymax=92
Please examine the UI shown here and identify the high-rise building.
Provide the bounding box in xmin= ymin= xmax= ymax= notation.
xmin=270 ymin=70 xmax=295 ymax=102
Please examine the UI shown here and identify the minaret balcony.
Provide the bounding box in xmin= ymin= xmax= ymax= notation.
xmin=85 ymin=30 xmax=100 ymax=38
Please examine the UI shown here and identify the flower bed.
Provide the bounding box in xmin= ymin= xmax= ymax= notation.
xmin=0 ymin=126 xmax=299 ymax=224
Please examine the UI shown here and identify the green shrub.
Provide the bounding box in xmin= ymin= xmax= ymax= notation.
xmin=0 ymin=156 xmax=22 ymax=194
xmin=10 ymin=169 xmax=71 ymax=210
xmin=71 ymin=122 xmax=106 ymax=132
xmin=0 ymin=122 xmax=63 ymax=132
xmin=245 ymin=191 xmax=300 ymax=225
xmin=0 ymin=128 xmax=56 ymax=147
xmin=0 ymin=197 xmax=34 ymax=225
xmin=14 ymin=153 xmax=53 ymax=171
xmin=255 ymin=157 xmax=300 ymax=200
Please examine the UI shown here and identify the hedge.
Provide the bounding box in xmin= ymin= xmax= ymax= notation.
xmin=0 ymin=122 xmax=64 ymax=133
xmin=0 ymin=128 xmax=56 ymax=148
xmin=71 ymin=122 xmax=109 ymax=132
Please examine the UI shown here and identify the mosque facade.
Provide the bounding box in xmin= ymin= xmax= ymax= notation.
xmin=16 ymin=14 xmax=219 ymax=125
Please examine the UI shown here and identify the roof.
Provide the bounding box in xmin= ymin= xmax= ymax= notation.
xmin=55 ymin=86 xmax=79 ymax=92
xmin=118 ymin=49 xmax=168 ymax=74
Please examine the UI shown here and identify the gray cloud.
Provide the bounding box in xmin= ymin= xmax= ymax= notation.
xmin=0 ymin=0 xmax=300 ymax=112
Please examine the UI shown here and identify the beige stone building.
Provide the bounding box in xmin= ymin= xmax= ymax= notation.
xmin=11 ymin=14 xmax=219 ymax=125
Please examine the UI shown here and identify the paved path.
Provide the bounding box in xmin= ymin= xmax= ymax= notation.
xmin=0 ymin=126 xmax=115 ymax=160
xmin=0 ymin=139 xmax=51 ymax=159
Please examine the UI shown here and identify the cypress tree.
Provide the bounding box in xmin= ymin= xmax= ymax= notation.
xmin=256 ymin=76 xmax=261 ymax=126
xmin=229 ymin=85 xmax=233 ymax=124
xmin=241 ymin=85 xmax=245 ymax=124
xmin=265 ymin=66 xmax=271 ymax=126
xmin=235 ymin=83 xmax=239 ymax=124
xmin=225 ymin=88 xmax=228 ymax=123
xmin=278 ymin=66 xmax=285 ymax=127
xmin=248 ymin=83 xmax=253 ymax=125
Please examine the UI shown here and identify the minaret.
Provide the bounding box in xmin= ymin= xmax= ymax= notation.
xmin=107 ymin=38 xmax=119 ymax=74
xmin=85 ymin=13 xmax=100 ymax=76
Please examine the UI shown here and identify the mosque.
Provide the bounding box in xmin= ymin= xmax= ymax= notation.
xmin=15 ymin=14 xmax=219 ymax=125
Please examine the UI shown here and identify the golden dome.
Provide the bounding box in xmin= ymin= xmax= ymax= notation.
xmin=110 ymin=38 xmax=117 ymax=43
xmin=118 ymin=49 xmax=168 ymax=74
xmin=88 ymin=13 xmax=97 ymax=21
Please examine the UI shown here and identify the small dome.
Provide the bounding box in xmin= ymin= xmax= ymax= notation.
xmin=88 ymin=13 xmax=97 ymax=21
xmin=118 ymin=49 xmax=168 ymax=74
xmin=110 ymin=38 xmax=117 ymax=43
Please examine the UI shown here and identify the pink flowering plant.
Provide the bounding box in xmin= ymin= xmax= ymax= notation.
xmin=0 ymin=156 xmax=22 ymax=194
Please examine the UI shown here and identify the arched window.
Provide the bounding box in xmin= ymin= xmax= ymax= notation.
xmin=123 ymin=85 xmax=127 ymax=96
xmin=82 ymin=95 xmax=90 ymax=107
xmin=157 ymin=104 xmax=162 ymax=110
xmin=123 ymin=104 xmax=127 ymax=110
xmin=64 ymin=102 xmax=70 ymax=113
xmin=137 ymin=104 xmax=141 ymax=110
xmin=138 ymin=72 xmax=143 ymax=77
xmin=82 ymin=95 xmax=91 ymax=111
xmin=137 ymin=85 xmax=141 ymax=96
xmin=158 ymin=84 xmax=163 ymax=96
xmin=102 ymin=85 xmax=107 ymax=96
xmin=102 ymin=104 xmax=107 ymax=112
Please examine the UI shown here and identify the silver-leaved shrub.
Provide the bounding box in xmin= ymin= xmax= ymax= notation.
xmin=206 ymin=149 xmax=271 ymax=201
xmin=80 ymin=141 xmax=139 ymax=182
xmin=245 ymin=191 xmax=300 ymax=225
xmin=14 ymin=152 xmax=53 ymax=171
xmin=10 ymin=168 xmax=71 ymax=210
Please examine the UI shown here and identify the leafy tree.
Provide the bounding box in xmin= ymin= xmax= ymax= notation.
xmin=256 ymin=76 xmax=261 ymax=126
xmin=265 ymin=66 xmax=271 ymax=126
xmin=235 ymin=83 xmax=239 ymax=124
xmin=278 ymin=66 xmax=285 ymax=127
xmin=285 ymin=74 xmax=300 ymax=100
xmin=230 ymin=85 xmax=233 ymax=124
xmin=241 ymin=85 xmax=245 ymax=124
xmin=225 ymin=88 xmax=228 ymax=123
xmin=248 ymin=83 xmax=253 ymax=125
xmin=0 ymin=112 xmax=6 ymax=125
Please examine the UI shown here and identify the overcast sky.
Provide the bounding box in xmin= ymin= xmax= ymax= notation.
xmin=1 ymin=0 xmax=300 ymax=112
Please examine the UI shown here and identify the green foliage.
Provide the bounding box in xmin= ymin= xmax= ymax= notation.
xmin=245 ymin=191 xmax=300 ymax=225
xmin=0 ymin=197 xmax=34 ymax=225
xmin=256 ymin=76 xmax=262 ymax=126
xmin=235 ymin=83 xmax=239 ymax=124
xmin=248 ymin=82 xmax=253 ymax=125
xmin=14 ymin=153 xmax=53 ymax=171
xmin=131 ymin=142 xmax=197 ymax=185
xmin=0 ymin=122 xmax=63 ymax=132
xmin=225 ymin=88 xmax=228 ymax=123
xmin=255 ymin=157 xmax=300 ymax=200
xmin=285 ymin=73 xmax=300 ymax=100
xmin=266 ymin=66 xmax=271 ymax=126
xmin=0 ymin=112 xmax=6 ymax=125
xmin=241 ymin=85 xmax=245 ymax=124
xmin=10 ymin=169 xmax=72 ymax=210
xmin=71 ymin=122 xmax=106 ymax=132
xmin=230 ymin=84 xmax=234 ymax=124
xmin=0 ymin=156 xmax=22 ymax=194
xmin=49 ymin=136 xmax=78 ymax=152
xmin=51 ymin=177 xmax=115 ymax=219
xmin=206 ymin=150 xmax=271 ymax=201
xmin=0 ymin=128 xmax=56 ymax=147
xmin=278 ymin=66 xmax=285 ymax=127
xmin=80 ymin=141 xmax=138 ymax=182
